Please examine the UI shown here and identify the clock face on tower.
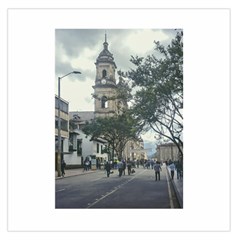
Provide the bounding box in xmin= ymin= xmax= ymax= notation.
xmin=101 ymin=78 xmax=107 ymax=84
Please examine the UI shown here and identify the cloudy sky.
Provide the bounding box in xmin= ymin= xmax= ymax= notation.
xmin=55 ymin=29 xmax=177 ymax=149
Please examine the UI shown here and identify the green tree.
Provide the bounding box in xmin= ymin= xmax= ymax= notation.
xmin=82 ymin=111 xmax=141 ymax=161
xmin=122 ymin=30 xmax=183 ymax=161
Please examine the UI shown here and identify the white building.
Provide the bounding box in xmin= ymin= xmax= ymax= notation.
xmin=64 ymin=111 xmax=109 ymax=168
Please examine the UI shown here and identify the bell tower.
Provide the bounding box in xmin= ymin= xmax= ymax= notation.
xmin=93 ymin=34 xmax=118 ymax=118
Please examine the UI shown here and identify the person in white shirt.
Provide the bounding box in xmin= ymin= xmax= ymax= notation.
xmin=168 ymin=162 xmax=175 ymax=180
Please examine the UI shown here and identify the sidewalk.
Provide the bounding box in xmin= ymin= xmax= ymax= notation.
xmin=55 ymin=168 xmax=98 ymax=180
xmin=166 ymin=166 xmax=183 ymax=208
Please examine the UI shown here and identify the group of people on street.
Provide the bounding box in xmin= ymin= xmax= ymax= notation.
xmin=166 ymin=160 xmax=183 ymax=180
xmin=117 ymin=160 xmax=136 ymax=177
xmin=104 ymin=159 xmax=183 ymax=181
xmin=60 ymin=158 xmax=183 ymax=181
xmin=83 ymin=157 xmax=91 ymax=171
xmin=104 ymin=160 xmax=136 ymax=177
xmin=151 ymin=160 xmax=184 ymax=181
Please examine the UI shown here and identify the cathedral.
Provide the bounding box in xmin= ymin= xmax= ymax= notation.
xmin=63 ymin=34 xmax=146 ymax=167
xmin=93 ymin=34 xmax=126 ymax=118
xmin=92 ymin=34 xmax=146 ymax=161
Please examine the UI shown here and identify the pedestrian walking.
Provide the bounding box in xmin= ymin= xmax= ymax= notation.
xmin=153 ymin=161 xmax=162 ymax=181
xmin=175 ymin=161 xmax=183 ymax=180
xmin=117 ymin=161 xmax=123 ymax=177
xmin=61 ymin=160 xmax=66 ymax=177
xmin=85 ymin=156 xmax=91 ymax=171
xmin=122 ymin=160 xmax=126 ymax=175
xmin=105 ymin=161 xmax=111 ymax=177
xmin=83 ymin=159 xmax=88 ymax=171
xmin=168 ymin=162 xmax=175 ymax=180
xmin=127 ymin=161 xmax=132 ymax=175
xmin=136 ymin=160 xmax=140 ymax=168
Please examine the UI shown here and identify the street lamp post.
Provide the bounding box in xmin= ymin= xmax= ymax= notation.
xmin=57 ymin=71 xmax=81 ymax=177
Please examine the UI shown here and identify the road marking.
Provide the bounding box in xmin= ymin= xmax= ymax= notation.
xmin=165 ymin=167 xmax=174 ymax=208
xmin=91 ymin=177 xmax=103 ymax=182
xmin=86 ymin=171 xmax=146 ymax=208
xmin=87 ymin=188 xmax=119 ymax=208
xmin=56 ymin=188 xmax=65 ymax=192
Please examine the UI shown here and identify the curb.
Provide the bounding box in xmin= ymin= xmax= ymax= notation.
xmin=55 ymin=170 xmax=97 ymax=180
xmin=166 ymin=168 xmax=183 ymax=208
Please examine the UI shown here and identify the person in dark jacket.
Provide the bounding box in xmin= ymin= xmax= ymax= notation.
xmin=61 ymin=160 xmax=66 ymax=177
xmin=122 ymin=161 xmax=126 ymax=175
xmin=105 ymin=161 xmax=111 ymax=177
xmin=175 ymin=161 xmax=183 ymax=179
xmin=127 ymin=161 xmax=132 ymax=175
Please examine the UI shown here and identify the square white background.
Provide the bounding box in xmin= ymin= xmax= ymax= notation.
xmin=2 ymin=0 xmax=239 ymax=237
xmin=7 ymin=8 xmax=230 ymax=232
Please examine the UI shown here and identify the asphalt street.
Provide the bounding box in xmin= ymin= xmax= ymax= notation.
xmin=55 ymin=165 xmax=180 ymax=209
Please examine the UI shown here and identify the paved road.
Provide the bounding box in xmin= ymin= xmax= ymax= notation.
xmin=55 ymin=165 xmax=180 ymax=209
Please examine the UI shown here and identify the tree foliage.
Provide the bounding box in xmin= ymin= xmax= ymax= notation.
xmin=122 ymin=30 xmax=183 ymax=160
xmin=82 ymin=111 xmax=141 ymax=160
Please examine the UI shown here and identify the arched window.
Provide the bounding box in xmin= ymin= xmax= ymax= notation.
xmin=101 ymin=96 xmax=108 ymax=108
xmin=102 ymin=69 xmax=107 ymax=78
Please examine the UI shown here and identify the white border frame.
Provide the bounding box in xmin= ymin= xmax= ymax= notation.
xmin=6 ymin=8 xmax=230 ymax=233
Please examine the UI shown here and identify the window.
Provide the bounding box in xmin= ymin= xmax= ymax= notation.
xmin=55 ymin=117 xmax=68 ymax=131
xmin=61 ymin=119 xmax=68 ymax=131
xmin=102 ymin=69 xmax=107 ymax=77
xmin=55 ymin=118 xmax=58 ymax=129
xmin=69 ymin=134 xmax=77 ymax=151
xmin=55 ymin=96 xmax=68 ymax=113
xmin=77 ymin=139 xmax=82 ymax=156
xmin=97 ymin=143 xmax=99 ymax=153
xmin=101 ymin=96 xmax=108 ymax=108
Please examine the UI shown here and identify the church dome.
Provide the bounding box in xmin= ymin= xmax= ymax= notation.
xmin=96 ymin=34 xmax=117 ymax=68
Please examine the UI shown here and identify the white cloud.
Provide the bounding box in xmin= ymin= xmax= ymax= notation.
xmin=56 ymin=29 xmax=175 ymax=114
xmin=125 ymin=29 xmax=169 ymax=54
xmin=141 ymin=130 xmax=157 ymax=143
xmin=59 ymin=77 xmax=94 ymax=111
xmin=56 ymin=42 xmax=69 ymax=63
xmin=71 ymin=46 xmax=99 ymax=72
